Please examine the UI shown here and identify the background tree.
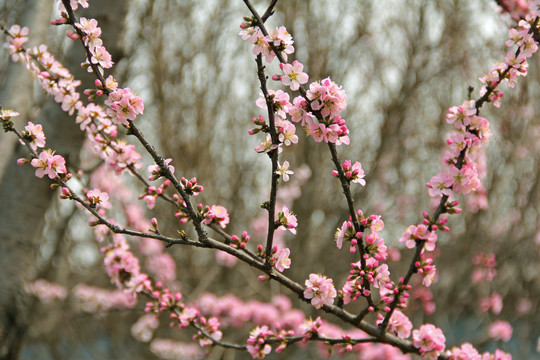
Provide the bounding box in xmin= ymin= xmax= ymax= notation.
xmin=0 ymin=0 xmax=538 ymax=359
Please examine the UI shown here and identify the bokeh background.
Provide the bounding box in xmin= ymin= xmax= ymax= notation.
xmin=0 ymin=0 xmax=539 ymax=359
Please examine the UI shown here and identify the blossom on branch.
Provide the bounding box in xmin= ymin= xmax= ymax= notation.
xmin=303 ymin=273 xmax=337 ymax=309
xmin=412 ymin=324 xmax=446 ymax=360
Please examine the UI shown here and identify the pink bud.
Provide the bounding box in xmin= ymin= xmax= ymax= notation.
xmin=272 ymin=74 xmax=280 ymax=81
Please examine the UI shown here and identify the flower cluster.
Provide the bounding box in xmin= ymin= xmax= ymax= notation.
xmin=341 ymin=257 xmax=396 ymax=306
xmin=427 ymin=17 xmax=539 ymax=203
xmin=3 ymin=24 xmax=28 ymax=62
xmin=3 ymin=25 xmax=144 ymax=177
xmin=412 ymin=324 xmax=446 ymax=360
xmin=30 ymin=149 xmax=68 ymax=179
xmin=240 ymin=25 xmax=294 ymax=63
xmin=279 ymin=60 xmax=309 ymax=91
xmin=201 ymin=205 xmax=230 ymax=229
xmin=24 ymin=279 xmax=67 ymax=304
xmin=139 ymin=180 xmax=171 ymax=210
xmin=246 ymin=325 xmax=273 ymax=359
xmin=102 ymin=236 xmax=151 ymax=294
xmin=331 ymin=160 xmax=366 ymax=185
xmin=275 ymin=160 xmax=294 ymax=181
xmin=20 ymin=121 xmax=46 ymax=151
xmin=487 ymin=320 xmax=513 ymax=342
xmin=303 ymin=273 xmax=337 ymax=309
xmin=194 ymin=316 xmax=223 ymax=348
xmin=276 ymin=205 xmax=298 ymax=234
xmin=471 ymin=251 xmax=497 ymax=283
xmin=87 ymin=188 xmax=110 ymax=209
xmin=398 ymin=224 xmax=438 ymax=252
xmin=104 ymin=87 xmax=145 ymax=126
xmin=73 ymin=16 xmax=114 ymax=73
xmin=375 ymin=310 xmax=412 ymax=339
xmin=147 ymin=158 xmax=174 ymax=181
xmin=270 ymin=246 xmax=291 ymax=272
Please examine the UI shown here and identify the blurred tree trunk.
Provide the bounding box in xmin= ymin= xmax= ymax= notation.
xmin=0 ymin=1 xmax=128 ymax=358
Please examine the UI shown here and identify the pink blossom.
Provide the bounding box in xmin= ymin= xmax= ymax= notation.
xmin=277 ymin=206 xmax=297 ymax=234
xmin=24 ymin=279 xmax=67 ymax=304
xmin=344 ymin=160 xmax=366 ymax=185
xmin=76 ymin=17 xmax=102 ymax=49
xmin=479 ymin=293 xmax=503 ymax=315
xmin=308 ymin=122 xmax=327 ymax=142
xmin=197 ymin=317 xmax=222 ymax=347
xmin=61 ymin=92 xmax=82 ymax=116
xmin=105 ymin=140 xmax=143 ymax=173
xmin=254 ymin=134 xmax=280 ymax=153
xmin=399 ymin=225 xmax=417 ymax=249
xmin=280 ymin=60 xmax=309 ymax=91
xmin=91 ymin=46 xmax=114 ymax=69
xmin=412 ymin=324 xmax=446 ymax=360
xmin=277 ymin=120 xmax=298 ymax=146
xmin=30 ymin=149 xmax=67 ymax=179
xmin=275 ymin=161 xmax=294 ymax=181
xmin=487 ymin=320 xmax=512 ymax=342
xmin=446 ymin=343 xmax=481 ymax=360
xmin=274 ymin=247 xmax=291 ymax=272
xmin=303 ymin=273 xmax=337 ymax=309
xmin=246 ymin=326 xmax=273 ymax=359
xmin=73 ymin=284 xmax=136 ymax=312
xmin=87 ymin=188 xmax=110 ymax=208
xmin=256 ymin=89 xmax=291 ymax=119
xmin=427 ymin=172 xmax=453 ymax=197
xmin=202 ymin=205 xmax=230 ymax=228
xmin=335 ymin=220 xmax=352 ymax=249
xmin=105 ymin=88 xmax=144 ymax=126
xmin=148 ymin=158 xmax=175 ymax=181
xmin=290 ymin=96 xmax=314 ymax=126
xmin=20 ymin=121 xmax=46 ymax=150
xmin=306 ymin=77 xmax=347 ymax=120
xmin=58 ymin=0 xmax=89 ymax=12
xmin=0 ymin=109 xmax=20 ymax=120
xmin=376 ymin=309 xmax=412 ymax=339
xmin=4 ymin=25 xmax=29 ymax=62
